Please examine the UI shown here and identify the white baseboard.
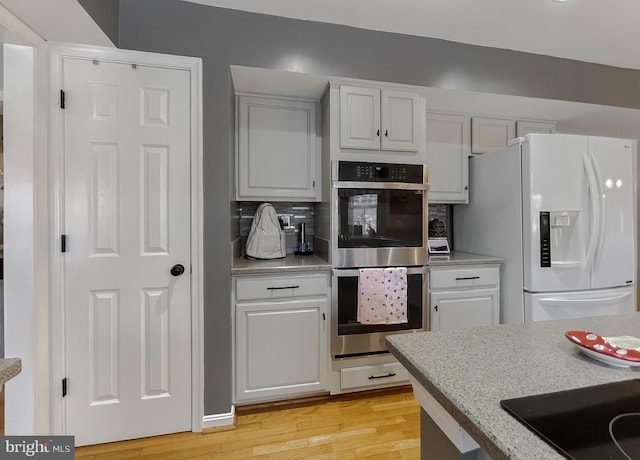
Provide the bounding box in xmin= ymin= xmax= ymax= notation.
xmin=202 ymin=405 xmax=235 ymax=429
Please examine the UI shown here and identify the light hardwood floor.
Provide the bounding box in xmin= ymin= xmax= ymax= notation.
xmin=75 ymin=388 xmax=420 ymax=459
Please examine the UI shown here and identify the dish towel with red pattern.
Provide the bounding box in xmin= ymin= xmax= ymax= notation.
xmin=358 ymin=267 xmax=408 ymax=324
xmin=357 ymin=268 xmax=387 ymax=324
xmin=384 ymin=267 xmax=408 ymax=324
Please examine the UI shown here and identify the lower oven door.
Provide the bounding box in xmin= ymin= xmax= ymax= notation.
xmin=332 ymin=266 xmax=428 ymax=358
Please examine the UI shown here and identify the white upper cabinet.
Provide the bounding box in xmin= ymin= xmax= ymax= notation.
xmin=380 ymin=90 xmax=421 ymax=151
xmin=339 ymin=86 xmax=381 ymax=150
xmin=340 ymin=85 xmax=420 ymax=152
xmin=516 ymin=120 xmax=557 ymax=137
xmin=236 ymin=95 xmax=321 ymax=201
xmin=426 ymin=113 xmax=470 ymax=204
xmin=471 ymin=117 xmax=516 ymax=154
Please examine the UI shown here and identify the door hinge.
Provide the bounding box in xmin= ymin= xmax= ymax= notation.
xmin=61 ymin=234 xmax=67 ymax=253
xmin=60 ymin=90 xmax=66 ymax=109
xmin=62 ymin=378 xmax=68 ymax=397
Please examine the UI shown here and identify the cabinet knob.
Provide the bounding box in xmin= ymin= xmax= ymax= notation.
xmin=464 ymin=185 xmax=469 ymax=191
xmin=384 ymin=130 xmax=388 ymax=137
xmin=376 ymin=129 xmax=380 ymax=137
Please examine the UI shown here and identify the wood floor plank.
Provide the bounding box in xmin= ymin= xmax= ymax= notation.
xmin=355 ymin=438 xmax=420 ymax=457
xmin=75 ymin=388 xmax=420 ymax=459
xmin=331 ymin=431 xmax=406 ymax=453
xmin=399 ymin=446 xmax=421 ymax=459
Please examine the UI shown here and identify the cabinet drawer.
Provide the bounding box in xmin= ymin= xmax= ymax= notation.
xmin=430 ymin=266 xmax=499 ymax=290
xmin=235 ymin=274 xmax=328 ymax=301
xmin=340 ymin=362 xmax=408 ymax=390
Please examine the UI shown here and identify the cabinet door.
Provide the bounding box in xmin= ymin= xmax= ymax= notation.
xmin=339 ymin=86 xmax=381 ymax=150
xmin=426 ymin=113 xmax=470 ymax=204
xmin=381 ymin=90 xmax=420 ymax=152
xmin=235 ymin=298 xmax=327 ymax=402
xmin=431 ymin=289 xmax=499 ymax=331
xmin=237 ymin=95 xmax=319 ymax=201
xmin=471 ymin=117 xmax=516 ymax=154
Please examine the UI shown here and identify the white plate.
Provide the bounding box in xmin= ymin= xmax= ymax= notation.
xmin=565 ymin=331 xmax=640 ymax=368
xmin=574 ymin=345 xmax=640 ymax=368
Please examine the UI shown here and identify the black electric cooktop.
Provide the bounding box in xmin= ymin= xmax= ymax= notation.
xmin=501 ymin=379 xmax=640 ymax=460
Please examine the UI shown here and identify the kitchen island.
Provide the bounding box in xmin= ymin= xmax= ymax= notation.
xmin=0 ymin=358 xmax=21 ymax=386
xmin=386 ymin=313 xmax=640 ymax=460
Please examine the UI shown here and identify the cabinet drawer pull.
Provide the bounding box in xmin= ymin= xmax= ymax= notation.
xmin=368 ymin=372 xmax=396 ymax=380
xmin=266 ymin=285 xmax=300 ymax=290
xmin=455 ymin=276 xmax=480 ymax=281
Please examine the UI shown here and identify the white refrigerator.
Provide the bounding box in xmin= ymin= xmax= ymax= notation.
xmin=454 ymin=134 xmax=636 ymax=323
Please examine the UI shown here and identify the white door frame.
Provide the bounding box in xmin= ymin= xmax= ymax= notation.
xmin=0 ymin=7 xmax=48 ymax=436
xmin=48 ymin=43 xmax=204 ymax=435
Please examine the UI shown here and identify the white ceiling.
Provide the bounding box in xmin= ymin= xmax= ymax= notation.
xmin=185 ymin=0 xmax=640 ymax=70
xmin=0 ymin=0 xmax=113 ymax=109
xmin=0 ymin=0 xmax=113 ymax=47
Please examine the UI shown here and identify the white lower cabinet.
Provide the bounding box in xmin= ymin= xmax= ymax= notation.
xmin=429 ymin=265 xmax=500 ymax=331
xmin=340 ymin=362 xmax=408 ymax=390
xmin=233 ymin=273 xmax=329 ymax=403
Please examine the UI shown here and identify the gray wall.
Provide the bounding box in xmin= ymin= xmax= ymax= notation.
xmin=114 ymin=0 xmax=640 ymax=415
xmin=77 ymin=0 xmax=120 ymax=46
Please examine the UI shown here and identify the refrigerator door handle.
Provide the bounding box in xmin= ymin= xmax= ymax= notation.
xmin=537 ymin=291 xmax=632 ymax=307
xmin=588 ymin=151 xmax=606 ymax=269
xmin=582 ymin=151 xmax=599 ymax=271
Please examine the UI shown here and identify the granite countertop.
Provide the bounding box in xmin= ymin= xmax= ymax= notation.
xmin=386 ymin=313 xmax=640 ymax=460
xmin=0 ymin=358 xmax=21 ymax=386
xmin=428 ymin=251 xmax=502 ymax=266
xmin=232 ymin=250 xmax=500 ymax=275
xmin=232 ymin=253 xmax=331 ymax=275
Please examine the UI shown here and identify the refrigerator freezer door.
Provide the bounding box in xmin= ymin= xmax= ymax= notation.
xmin=524 ymin=286 xmax=635 ymax=322
xmin=588 ymin=136 xmax=635 ymax=289
xmin=523 ymin=134 xmax=591 ymax=292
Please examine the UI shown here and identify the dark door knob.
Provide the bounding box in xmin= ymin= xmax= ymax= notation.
xmin=170 ymin=264 xmax=185 ymax=277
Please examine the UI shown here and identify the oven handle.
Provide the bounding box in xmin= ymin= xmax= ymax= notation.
xmin=332 ymin=266 xmax=428 ymax=277
xmin=332 ymin=181 xmax=428 ymax=191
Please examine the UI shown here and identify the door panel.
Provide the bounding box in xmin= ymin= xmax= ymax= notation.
xmin=339 ymin=86 xmax=380 ymax=150
xmin=431 ymin=290 xmax=498 ymax=331
xmin=63 ymin=57 xmax=192 ymax=445
xmin=381 ymin=90 xmax=419 ymax=151
xmin=524 ymin=134 xmax=591 ymax=292
xmin=588 ymin=137 xmax=635 ymax=289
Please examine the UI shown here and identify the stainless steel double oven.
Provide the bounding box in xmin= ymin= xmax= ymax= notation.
xmin=331 ymin=161 xmax=429 ymax=358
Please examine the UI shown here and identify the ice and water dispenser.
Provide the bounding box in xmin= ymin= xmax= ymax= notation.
xmin=539 ymin=211 xmax=581 ymax=268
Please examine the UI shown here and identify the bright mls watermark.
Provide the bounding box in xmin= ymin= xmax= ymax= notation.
xmin=0 ymin=436 xmax=74 ymax=459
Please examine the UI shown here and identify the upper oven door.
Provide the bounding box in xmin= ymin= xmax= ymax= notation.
xmin=332 ymin=182 xmax=428 ymax=267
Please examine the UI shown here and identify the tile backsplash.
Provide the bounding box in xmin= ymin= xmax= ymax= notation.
xmin=238 ymin=202 xmax=315 ymax=254
xmin=236 ymin=203 xmax=451 ymax=255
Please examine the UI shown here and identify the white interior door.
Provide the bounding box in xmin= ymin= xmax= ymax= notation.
xmin=63 ymin=57 xmax=192 ymax=445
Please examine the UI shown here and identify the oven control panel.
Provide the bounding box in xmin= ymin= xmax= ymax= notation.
xmin=338 ymin=161 xmax=425 ymax=183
